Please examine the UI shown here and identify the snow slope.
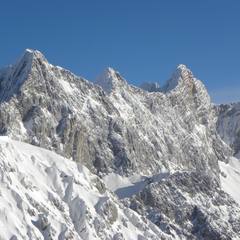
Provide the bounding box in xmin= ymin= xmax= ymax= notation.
xmin=219 ymin=157 xmax=240 ymax=205
xmin=0 ymin=137 xmax=168 ymax=240
xmin=103 ymin=171 xmax=170 ymax=199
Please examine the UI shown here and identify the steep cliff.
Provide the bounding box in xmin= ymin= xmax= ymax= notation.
xmin=0 ymin=50 xmax=230 ymax=177
xmin=0 ymin=50 xmax=239 ymax=239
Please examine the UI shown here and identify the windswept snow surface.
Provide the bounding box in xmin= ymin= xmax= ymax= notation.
xmin=103 ymin=173 xmax=146 ymax=199
xmin=219 ymin=157 xmax=240 ymax=205
xmin=103 ymin=171 xmax=170 ymax=199
xmin=0 ymin=137 xmax=168 ymax=240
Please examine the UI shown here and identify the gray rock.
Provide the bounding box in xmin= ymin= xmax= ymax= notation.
xmin=0 ymin=50 xmax=230 ymax=179
xmin=125 ymin=171 xmax=240 ymax=239
xmin=216 ymin=102 xmax=240 ymax=158
xmin=0 ymin=49 xmax=239 ymax=239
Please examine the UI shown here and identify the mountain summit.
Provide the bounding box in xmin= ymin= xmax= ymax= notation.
xmin=0 ymin=49 xmax=48 ymax=102
xmin=0 ymin=50 xmax=239 ymax=239
xmin=162 ymin=64 xmax=194 ymax=92
xmin=95 ymin=67 xmax=127 ymax=94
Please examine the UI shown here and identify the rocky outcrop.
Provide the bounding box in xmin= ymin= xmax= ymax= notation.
xmin=0 ymin=50 xmax=231 ymax=178
xmin=0 ymin=49 xmax=239 ymax=239
xmin=123 ymin=171 xmax=240 ymax=239
xmin=0 ymin=137 xmax=169 ymax=240
xmin=216 ymin=103 xmax=240 ymax=158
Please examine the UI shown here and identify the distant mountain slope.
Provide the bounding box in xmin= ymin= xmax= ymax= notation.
xmin=139 ymin=82 xmax=161 ymax=92
xmin=217 ymin=103 xmax=240 ymax=158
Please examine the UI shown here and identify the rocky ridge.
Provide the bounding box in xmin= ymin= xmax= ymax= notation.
xmin=0 ymin=49 xmax=230 ymax=177
xmin=0 ymin=49 xmax=239 ymax=239
xmin=216 ymin=102 xmax=240 ymax=158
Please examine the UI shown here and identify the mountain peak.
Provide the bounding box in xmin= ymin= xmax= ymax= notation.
xmin=162 ymin=64 xmax=193 ymax=92
xmin=0 ymin=49 xmax=49 ymax=102
xmin=102 ymin=67 xmax=117 ymax=79
xmin=14 ymin=49 xmax=48 ymax=78
xmin=95 ymin=67 xmax=127 ymax=93
xmin=176 ymin=64 xmax=188 ymax=71
xmin=13 ymin=49 xmax=48 ymax=74
xmin=20 ymin=48 xmax=47 ymax=63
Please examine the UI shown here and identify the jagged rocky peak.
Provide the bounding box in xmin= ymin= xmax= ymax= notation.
xmin=163 ymin=64 xmax=194 ymax=92
xmin=4 ymin=48 xmax=47 ymax=81
xmin=15 ymin=48 xmax=48 ymax=76
xmin=1 ymin=50 xmax=240 ymax=239
xmin=139 ymin=82 xmax=161 ymax=92
xmin=0 ymin=49 xmax=49 ymax=102
xmin=95 ymin=67 xmax=127 ymax=93
xmin=16 ymin=48 xmax=48 ymax=69
xmin=22 ymin=48 xmax=46 ymax=60
xmin=0 ymin=51 xmax=228 ymax=177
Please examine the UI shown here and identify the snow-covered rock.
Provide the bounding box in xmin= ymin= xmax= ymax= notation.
xmin=95 ymin=67 xmax=127 ymax=94
xmin=162 ymin=64 xmax=192 ymax=92
xmin=216 ymin=102 xmax=240 ymax=158
xmin=123 ymin=170 xmax=240 ymax=239
xmin=0 ymin=49 xmax=239 ymax=239
xmin=0 ymin=50 xmax=230 ymax=178
xmin=0 ymin=137 xmax=168 ymax=240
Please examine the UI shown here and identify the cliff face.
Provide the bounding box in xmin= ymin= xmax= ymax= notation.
xmin=0 ymin=50 xmax=230 ymax=177
xmin=0 ymin=49 xmax=239 ymax=239
xmin=123 ymin=170 xmax=240 ymax=239
xmin=216 ymin=102 xmax=240 ymax=158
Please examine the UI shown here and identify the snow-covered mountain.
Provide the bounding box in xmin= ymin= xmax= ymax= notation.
xmin=0 ymin=49 xmax=230 ymax=177
xmin=216 ymin=102 xmax=240 ymax=158
xmin=0 ymin=137 xmax=169 ymax=240
xmin=1 ymin=137 xmax=240 ymax=240
xmin=0 ymin=49 xmax=240 ymax=239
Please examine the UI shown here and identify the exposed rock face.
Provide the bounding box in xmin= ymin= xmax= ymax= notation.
xmin=0 ymin=50 xmax=230 ymax=178
xmin=0 ymin=49 xmax=239 ymax=239
xmin=123 ymin=171 xmax=240 ymax=239
xmin=216 ymin=103 xmax=240 ymax=158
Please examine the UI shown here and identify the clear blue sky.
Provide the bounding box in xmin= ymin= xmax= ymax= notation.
xmin=0 ymin=0 xmax=239 ymax=103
